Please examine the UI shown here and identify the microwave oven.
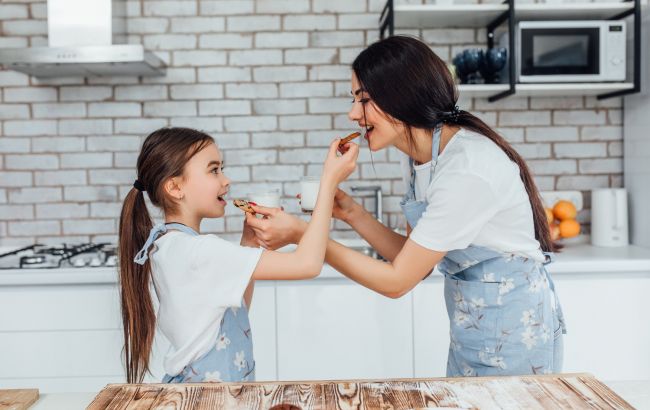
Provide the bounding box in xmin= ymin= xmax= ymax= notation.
xmin=517 ymin=21 xmax=626 ymax=83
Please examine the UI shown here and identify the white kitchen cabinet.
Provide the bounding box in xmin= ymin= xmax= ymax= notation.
xmin=275 ymin=279 xmax=414 ymax=381
xmin=412 ymin=280 xmax=450 ymax=378
xmin=247 ymin=281 xmax=277 ymax=381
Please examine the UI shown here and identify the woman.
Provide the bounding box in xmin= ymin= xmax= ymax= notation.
xmin=246 ymin=35 xmax=565 ymax=377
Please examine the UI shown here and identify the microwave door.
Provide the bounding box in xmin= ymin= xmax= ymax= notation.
xmin=520 ymin=27 xmax=601 ymax=82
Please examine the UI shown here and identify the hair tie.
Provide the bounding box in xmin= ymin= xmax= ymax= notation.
xmin=133 ymin=179 xmax=145 ymax=192
xmin=441 ymin=105 xmax=462 ymax=123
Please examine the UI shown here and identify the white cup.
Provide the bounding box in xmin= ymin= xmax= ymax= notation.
xmin=247 ymin=190 xmax=281 ymax=208
xmin=300 ymin=176 xmax=320 ymax=212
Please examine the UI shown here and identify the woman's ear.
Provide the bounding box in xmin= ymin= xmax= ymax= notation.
xmin=164 ymin=177 xmax=184 ymax=201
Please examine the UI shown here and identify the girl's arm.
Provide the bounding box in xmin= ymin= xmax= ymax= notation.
xmin=251 ymin=140 xmax=359 ymax=281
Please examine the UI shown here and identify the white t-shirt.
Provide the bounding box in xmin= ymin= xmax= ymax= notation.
xmin=400 ymin=128 xmax=545 ymax=262
xmin=150 ymin=231 xmax=263 ymax=376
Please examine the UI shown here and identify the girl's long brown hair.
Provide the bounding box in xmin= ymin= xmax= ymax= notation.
xmin=353 ymin=35 xmax=558 ymax=252
xmin=119 ymin=127 xmax=214 ymax=383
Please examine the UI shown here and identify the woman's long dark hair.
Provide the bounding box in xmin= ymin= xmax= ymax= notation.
xmin=118 ymin=127 xmax=214 ymax=383
xmin=353 ymin=35 xmax=557 ymax=252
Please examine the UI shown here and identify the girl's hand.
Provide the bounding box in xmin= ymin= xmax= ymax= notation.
xmin=332 ymin=188 xmax=361 ymax=223
xmin=322 ymin=139 xmax=359 ymax=185
xmin=245 ymin=205 xmax=308 ymax=250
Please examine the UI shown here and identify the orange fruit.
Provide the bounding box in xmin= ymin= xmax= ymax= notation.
xmin=559 ymin=219 xmax=581 ymax=238
xmin=545 ymin=208 xmax=554 ymax=224
xmin=549 ymin=222 xmax=561 ymax=241
xmin=553 ymin=200 xmax=577 ymax=221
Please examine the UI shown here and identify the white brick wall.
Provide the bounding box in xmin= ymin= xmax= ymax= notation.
xmin=0 ymin=0 xmax=625 ymax=245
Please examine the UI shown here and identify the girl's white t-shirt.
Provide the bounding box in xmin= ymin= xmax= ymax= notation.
xmin=400 ymin=127 xmax=545 ymax=262
xmin=150 ymin=231 xmax=263 ymax=376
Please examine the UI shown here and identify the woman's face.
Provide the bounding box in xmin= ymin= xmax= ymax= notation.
xmin=348 ymin=71 xmax=404 ymax=152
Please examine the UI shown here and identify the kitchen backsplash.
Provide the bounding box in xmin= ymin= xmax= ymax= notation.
xmin=0 ymin=0 xmax=627 ymax=245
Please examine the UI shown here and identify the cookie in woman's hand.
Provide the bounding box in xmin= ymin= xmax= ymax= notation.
xmin=233 ymin=199 xmax=256 ymax=213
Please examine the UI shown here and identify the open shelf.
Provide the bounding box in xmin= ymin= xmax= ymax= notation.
xmin=457 ymin=82 xmax=635 ymax=98
xmin=516 ymin=2 xmax=634 ymax=21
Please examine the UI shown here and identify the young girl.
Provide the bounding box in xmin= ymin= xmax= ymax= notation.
xmin=118 ymin=127 xmax=358 ymax=384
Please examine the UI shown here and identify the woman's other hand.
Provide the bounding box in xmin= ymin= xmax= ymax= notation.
xmin=245 ymin=205 xmax=308 ymax=250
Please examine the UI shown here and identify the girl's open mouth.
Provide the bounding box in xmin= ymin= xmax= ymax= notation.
xmin=217 ymin=195 xmax=227 ymax=205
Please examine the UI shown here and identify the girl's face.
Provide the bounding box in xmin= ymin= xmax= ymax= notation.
xmin=348 ymin=72 xmax=404 ymax=152
xmin=180 ymin=142 xmax=230 ymax=219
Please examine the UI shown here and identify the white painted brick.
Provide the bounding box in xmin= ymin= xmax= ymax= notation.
xmin=200 ymin=100 xmax=252 ymax=115
xmin=88 ymin=102 xmax=141 ymax=117
xmin=114 ymin=152 xmax=138 ymax=168
xmin=32 ymin=137 xmax=85 ymax=153
xmin=280 ymin=115 xmax=331 ymax=131
xmin=0 ymin=37 xmax=28 ymax=48
xmin=474 ymin=97 xmax=527 ymax=111
xmin=422 ymin=29 xmax=475 ymax=44
xmin=200 ymin=1 xmax=254 ymax=16
xmin=533 ymin=176 xmax=555 ymax=191
xmin=9 ymin=187 xmax=62 ymax=204
xmin=143 ymin=68 xmax=196 ymax=84
xmin=0 ymin=104 xmax=29 ymax=119
xmin=528 ymin=159 xmax=577 ymax=175
xmin=60 ymin=86 xmax=113 ymax=101
xmin=608 ymin=141 xmax=623 ymax=157
xmin=88 ymin=135 xmax=142 ymax=152
xmin=224 ymin=149 xmax=276 ymax=165
xmin=608 ymin=109 xmax=622 ymax=125
xmin=127 ymin=18 xmax=169 ymax=34
xmin=309 ymin=65 xmax=351 ymax=81
xmin=585 ymin=96 xmax=622 ymax=109
xmin=0 ymin=172 xmax=31 ymax=187
xmin=114 ymin=118 xmax=167 ymax=135
xmin=253 ymin=99 xmax=306 ymax=115
xmin=0 ymin=205 xmax=33 ymax=220
xmin=526 ymin=126 xmax=578 ymax=142
xmin=115 ymin=85 xmax=167 ymax=101
xmin=554 ymin=143 xmax=607 ymax=159
xmin=0 ymin=71 xmax=29 ymax=87
xmin=579 ymin=158 xmax=623 ymax=174
xmin=530 ymin=97 xmax=583 ymax=110
xmin=171 ymin=17 xmax=226 ymax=33
xmin=171 ymin=84 xmax=224 ymax=99
xmin=311 ymin=31 xmax=365 ymax=47
xmin=553 ymin=110 xmax=606 ymax=125
xmin=470 ymin=110 xmax=497 ymax=126
xmin=284 ymin=48 xmax=337 ymax=64
xmin=0 ymin=190 xmax=6 ymax=204
xmin=9 ymin=220 xmax=60 ymax=236
xmin=170 ymin=117 xmax=223 ymax=132
xmin=512 ymin=143 xmax=551 ymax=159
xmin=313 ymin=0 xmax=365 ymax=12
xmin=252 ymin=165 xmax=304 ymax=181
xmin=279 ymin=148 xmax=327 ymax=164
xmin=36 ymin=203 xmax=89 ymax=219
xmin=556 ymin=175 xmax=609 ymax=190
xmin=499 ymin=111 xmax=550 ymax=126
xmin=361 ymin=163 xmax=402 ymax=179
xmin=253 ymin=66 xmax=306 ymax=82
xmin=0 ymin=138 xmax=30 ymax=153
xmin=144 ymin=1 xmax=197 ymax=16
xmin=226 ymin=83 xmax=277 ymax=98
xmin=198 ymin=67 xmax=251 ymax=82
xmin=309 ymin=97 xmax=350 ymax=114
xmin=229 ymin=49 xmax=282 ymax=65
xmin=89 ymin=169 xmax=136 ymax=185
xmin=3 ymin=20 xmax=47 ymax=35
xmin=63 ymin=219 xmax=116 ymax=235
xmin=581 ymin=126 xmax=623 ymax=141
xmin=307 ymin=130 xmax=343 ymax=146
xmin=252 ymin=132 xmax=304 ymax=148
xmin=90 ymin=202 xmax=122 ymax=218
xmin=224 ymin=116 xmax=277 ymax=132
xmin=200 ymin=217 xmax=226 ymax=233
xmin=144 ymin=101 xmax=197 ymax=117
xmin=6 ymin=154 xmax=58 ymax=170
xmin=333 ymin=114 xmax=355 ymax=129
xmin=256 ymin=32 xmax=309 ymax=48
xmin=4 ymin=87 xmax=57 ymax=102
xmin=33 ymin=103 xmax=85 ymax=118
xmin=213 ymin=133 xmax=250 ymax=149
xmin=339 ymin=14 xmax=381 ymax=29
xmin=222 ymin=166 xmax=250 ymax=182
xmin=59 ymin=119 xmax=112 ymax=135
xmin=0 ymin=4 xmax=28 ymax=19
xmin=496 ymin=127 xmax=525 ymax=143
xmin=35 ymin=170 xmax=87 ymax=186
xmin=144 ymin=34 xmax=197 ymax=50
xmin=172 ymin=50 xmax=227 ymax=66
xmin=256 ymin=0 xmax=310 ymax=13
xmin=61 ymin=153 xmax=112 ymax=169
xmin=199 ymin=33 xmax=253 ymax=49
xmin=64 ymin=186 xmax=117 ymax=202
xmin=283 ymin=14 xmax=336 ymax=31
xmin=227 ymin=15 xmax=280 ymax=32
xmin=280 ymin=82 xmax=333 ymax=98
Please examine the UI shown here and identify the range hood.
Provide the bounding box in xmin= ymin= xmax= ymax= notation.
xmin=0 ymin=0 xmax=165 ymax=77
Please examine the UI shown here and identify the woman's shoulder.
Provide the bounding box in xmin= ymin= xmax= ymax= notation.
xmin=442 ymin=128 xmax=514 ymax=173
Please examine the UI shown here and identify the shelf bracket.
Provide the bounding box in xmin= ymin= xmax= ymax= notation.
xmin=379 ymin=0 xmax=394 ymax=40
xmin=488 ymin=0 xmax=516 ymax=102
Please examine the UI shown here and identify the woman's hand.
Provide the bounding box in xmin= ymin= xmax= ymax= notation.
xmin=240 ymin=217 xmax=260 ymax=248
xmin=245 ymin=205 xmax=308 ymax=250
xmin=322 ymin=140 xmax=359 ymax=186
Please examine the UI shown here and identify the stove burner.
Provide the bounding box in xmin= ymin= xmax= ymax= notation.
xmin=21 ymin=255 xmax=46 ymax=265
xmin=0 ymin=243 xmax=113 ymax=269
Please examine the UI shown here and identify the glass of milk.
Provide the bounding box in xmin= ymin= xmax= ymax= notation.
xmin=300 ymin=176 xmax=320 ymax=213
xmin=247 ymin=189 xmax=281 ymax=208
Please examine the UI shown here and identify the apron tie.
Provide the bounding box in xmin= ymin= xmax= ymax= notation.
xmin=134 ymin=223 xmax=168 ymax=265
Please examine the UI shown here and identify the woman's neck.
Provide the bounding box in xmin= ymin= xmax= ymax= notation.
xmin=394 ymin=124 xmax=460 ymax=165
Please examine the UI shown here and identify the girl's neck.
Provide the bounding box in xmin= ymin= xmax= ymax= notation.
xmin=165 ymin=212 xmax=202 ymax=234
xmin=394 ymin=124 xmax=460 ymax=165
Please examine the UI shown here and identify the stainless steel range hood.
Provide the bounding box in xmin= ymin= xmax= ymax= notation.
xmin=0 ymin=0 xmax=165 ymax=77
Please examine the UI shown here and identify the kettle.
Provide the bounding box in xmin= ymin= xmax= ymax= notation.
xmin=591 ymin=188 xmax=629 ymax=247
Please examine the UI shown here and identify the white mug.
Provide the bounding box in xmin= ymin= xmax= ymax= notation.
xmin=300 ymin=176 xmax=320 ymax=212
xmin=591 ymin=188 xmax=629 ymax=247
xmin=247 ymin=190 xmax=281 ymax=208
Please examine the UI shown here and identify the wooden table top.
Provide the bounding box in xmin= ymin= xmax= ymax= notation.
xmin=87 ymin=373 xmax=634 ymax=410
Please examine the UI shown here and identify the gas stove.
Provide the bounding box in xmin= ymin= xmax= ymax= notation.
xmin=0 ymin=243 xmax=118 ymax=270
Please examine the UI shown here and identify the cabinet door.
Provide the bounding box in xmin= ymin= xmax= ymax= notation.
xmin=248 ymin=281 xmax=277 ymax=381
xmin=276 ymin=280 xmax=413 ymax=381
xmin=553 ymin=272 xmax=650 ymax=380
xmin=412 ymin=279 xmax=450 ymax=378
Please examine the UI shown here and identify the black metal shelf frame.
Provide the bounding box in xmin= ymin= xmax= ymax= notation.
xmin=378 ymin=0 xmax=641 ymax=102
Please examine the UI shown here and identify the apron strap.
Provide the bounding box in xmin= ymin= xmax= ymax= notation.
xmin=134 ymin=222 xmax=199 ymax=265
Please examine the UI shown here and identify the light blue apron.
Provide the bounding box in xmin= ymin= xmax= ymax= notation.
xmin=400 ymin=125 xmax=566 ymax=377
xmin=134 ymin=222 xmax=256 ymax=383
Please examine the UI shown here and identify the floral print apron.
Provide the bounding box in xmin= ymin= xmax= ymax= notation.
xmin=400 ymin=125 xmax=566 ymax=377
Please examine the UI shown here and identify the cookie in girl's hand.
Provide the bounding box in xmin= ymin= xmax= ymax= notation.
xmin=233 ymin=199 xmax=255 ymax=213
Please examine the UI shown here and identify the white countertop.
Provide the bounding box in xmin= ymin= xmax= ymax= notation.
xmin=1 ymin=241 xmax=649 ymax=286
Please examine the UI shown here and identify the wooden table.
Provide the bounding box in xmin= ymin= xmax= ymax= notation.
xmin=87 ymin=373 xmax=634 ymax=410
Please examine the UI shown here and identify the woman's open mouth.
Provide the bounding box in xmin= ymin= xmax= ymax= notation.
xmin=364 ymin=126 xmax=374 ymax=140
